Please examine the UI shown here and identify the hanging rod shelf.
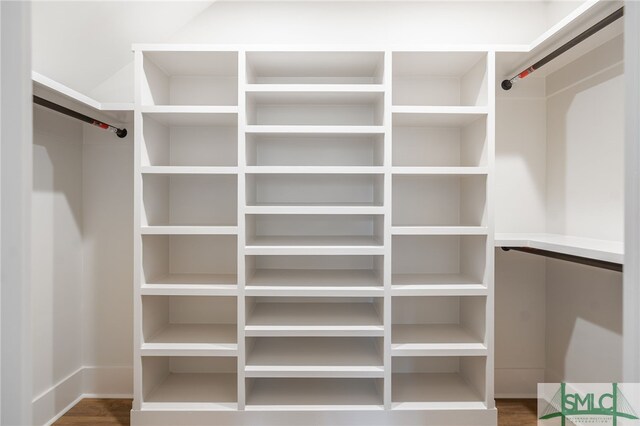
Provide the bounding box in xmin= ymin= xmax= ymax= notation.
xmin=502 ymin=6 xmax=624 ymax=90
xmin=33 ymin=95 xmax=128 ymax=138
xmin=496 ymin=233 xmax=623 ymax=272
xmin=501 ymin=247 xmax=622 ymax=272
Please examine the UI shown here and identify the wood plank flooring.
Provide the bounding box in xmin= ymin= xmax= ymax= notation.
xmin=53 ymin=398 xmax=537 ymax=425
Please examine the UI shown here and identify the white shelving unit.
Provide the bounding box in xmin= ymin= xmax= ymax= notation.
xmin=133 ymin=46 xmax=495 ymax=425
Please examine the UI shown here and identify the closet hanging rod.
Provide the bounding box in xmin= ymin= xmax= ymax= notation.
xmin=501 ymin=6 xmax=624 ymax=90
xmin=501 ymin=247 xmax=622 ymax=272
xmin=33 ymin=95 xmax=127 ymax=138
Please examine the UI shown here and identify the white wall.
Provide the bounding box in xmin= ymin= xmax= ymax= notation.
xmin=543 ymin=34 xmax=624 ymax=384
xmin=545 ymin=259 xmax=623 ymax=383
xmin=29 ymin=97 xmax=134 ymax=425
xmin=170 ymin=1 xmax=548 ymax=45
xmin=546 ymin=35 xmax=624 ymax=242
xmin=31 ymin=106 xmax=84 ymax=425
xmin=494 ymin=33 xmax=625 ymax=397
xmin=81 ymin=123 xmax=134 ymax=390
xmin=1 ymin=2 xmax=34 ymax=424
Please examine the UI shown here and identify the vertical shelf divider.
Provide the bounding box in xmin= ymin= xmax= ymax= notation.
xmin=133 ymin=49 xmax=144 ymax=413
xmin=485 ymin=50 xmax=496 ymax=410
xmin=383 ymin=50 xmax=393 ymax=410
xmin=237 ymin=50 xmax=248 ymax=410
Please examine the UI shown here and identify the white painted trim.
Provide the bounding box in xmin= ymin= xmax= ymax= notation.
xmin=624 ymin=0 xmax=640 ymax=383
xmin=32 ymin=366 xmax=133 ymax=426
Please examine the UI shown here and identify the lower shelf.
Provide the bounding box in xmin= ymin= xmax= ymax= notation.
xmin=392 ymin=324 xmax=486 ymax=356
xmin=143 ymin=324 xmax=237 ymax=355
xmin=392 ymin=373 xmax=486 ymax=410
xmin=246 ymin=378 xmax=384 ymax=410
xmin=144 ymin=372 xmax=237 ymax=410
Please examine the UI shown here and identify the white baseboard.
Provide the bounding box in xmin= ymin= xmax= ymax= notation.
xmin=32 ymin=366 xmax=133 ymax=426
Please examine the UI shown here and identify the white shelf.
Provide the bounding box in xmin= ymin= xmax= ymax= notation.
xmin=247 ymin=90 xmax=383 ymax=105
xmin=245 ymin=166 xmax=384 ymax=174
xmin=246 ymin=84 xmax=385 ymax=93
xmin=141 ymin=226 xmax=238 ymax=235
xmin=245 ymin=302 xmax=384 ymax=337
xmin=246 ymin=269 xmax=383 ymax=297
xmin=392 ymin=324 xmax=486 ymax=356
xmin=392 ymin=107 xmax=487 ymax=127
xmin=495 ymin=233 xmax=623 ymax=264
xmin=141 ymin=166 xmax=238 ymax=175
xmin=246 ymin=378 xmax=383 ymax=410
xmin=245 ymin=205 xmax=385 ymax=215
xmin=141 ymin=273 xmax=237 ymax=296
xmin=246 ymin=337 xmax=383 ymax=378
xmin=246 ymin=236 xmax=384 ymax=256
xmin=391 ymin=274 xmax=487 ymax=296
xmin=141 ymin=107 xmax=238 ymax=126
xmin=392 ymin=167 xmax=489 ymax=175
xmin=392 ymin=226 xmax=488 ymax=236
xmin=246 ymin=125 xmax=385 ymax=134
xmin=141 ymin=284 xmax=238 ymax=296
xmin=143 ymin=373 xmax=237 ymax=409
xmin=248 ymin=269 xmax=381 ymax=286
xmin=392 ymin=373 xmax=486 ymax=410
xmin=142 ymin=324 xmax=237 ymax=356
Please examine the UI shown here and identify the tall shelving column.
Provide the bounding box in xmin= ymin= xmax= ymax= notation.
xmin=242 ymin=51 xmax=387 ymax=409
xmin=390 ymin=50 xmax=493 ymax=410
xmin=134 ymin=48 xmax=241 ymax=411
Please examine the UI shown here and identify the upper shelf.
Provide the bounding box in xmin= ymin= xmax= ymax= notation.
xmin=495 ymin=233 xmax=623 ymax=264
xmin=246 ymin=51 xmax=385 ymax=84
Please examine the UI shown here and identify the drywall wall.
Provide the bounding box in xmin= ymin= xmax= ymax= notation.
xmin=81 ymin=122 xmax=134 ymax=394
xmin=495 ymin=249 xmax=546 ymax=397
xmin=546 ymin=34 xmax=624 ymax=242
xmin=1 ymin=2 xmax=34 ymax=424
xmin=544 ymin=34 xmax=624 ymax=384
xmin=494 ymin=75 xmax=547 ymax=397
xmin=170 ymin=1 xmax=548 ymax=45
xmin=33 ymin=1 xmax=568 ymax=104
xmin=31 ymin=106 xmax=84 ymax=425
xmin=545 ymin=259 xmax=623 ymax=383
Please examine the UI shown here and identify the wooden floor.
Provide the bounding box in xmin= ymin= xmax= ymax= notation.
xmin=54 ymin=398 xmax=537 ymax=425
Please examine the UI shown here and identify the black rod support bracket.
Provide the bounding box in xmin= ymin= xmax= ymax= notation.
xmin=500 ymin=246 xmax=622 ymax=272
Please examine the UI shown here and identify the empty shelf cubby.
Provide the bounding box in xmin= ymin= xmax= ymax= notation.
xmin=245 ymin=297 xmax=384 ymax=337
xmin=392 ymin=116 xmax=486 ymax=167
xmin=392 ymin=235 xmax=487 ymax=289
xmin=246 ymin=173 xmax=384 ymax=207
xmin=392 ymin=296 xmax=486 ymax=355
xmin=245 ymin=337 xmax=383 ymax=378
xmin=142 ymin=174 xmax=237 ymax=226
xmin=141 ymin=235 xmax=237 ymax=287
xmin=392 ymin=52 xmax=487 ymax=107
xmin=142 ymin=295 xmax=237 ymax=352
xmin=246 ymin=133 xmax=384 ymax=167
xmin=142 ymin=356 xmax=237 ymax=408
xmin=141 ymin=113 xmax=237 ymax=167
xmin=246 ymin=378 xmax=383 ymax=408
xmin=246 ymin=91 xmax=384 ymax=126
xmin=246 ymin=255 xmax=383 ymax=289
xmin=141 ymin=51 xmax=238 ymax=106
xmin=246 ymin=214 xmax=384 ymax=247
xmin=392 ymin=356 xmax=486 ymax=409
xmin=246 ymin=51 xmax=385 ymax=84
xmin=392 ymin=174 xmax=487 ymax=227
